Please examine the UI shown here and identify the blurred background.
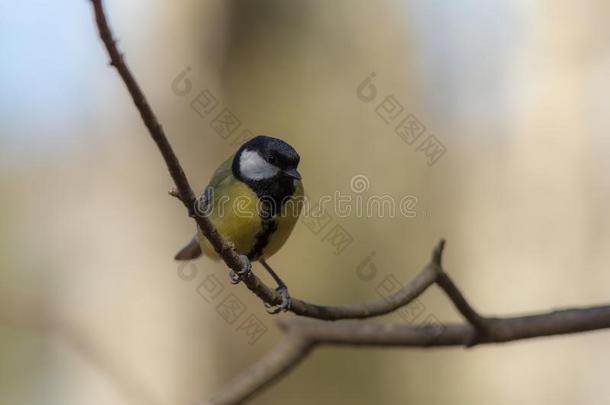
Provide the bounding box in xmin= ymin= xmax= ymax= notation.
xmin=2 ymin=0 xmax=610 ymax=404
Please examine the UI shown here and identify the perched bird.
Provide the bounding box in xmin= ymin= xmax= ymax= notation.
xmin=175 ymin=135 xmax=304 ymax=312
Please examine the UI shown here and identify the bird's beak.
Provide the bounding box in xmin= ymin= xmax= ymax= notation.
xmin=284 ymin=168 xmax=302 ymax=180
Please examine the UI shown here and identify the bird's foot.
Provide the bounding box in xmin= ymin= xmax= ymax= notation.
xmin=229 ymin=255 xmax=252 ymax=284
xmin=265 ymin=285 xmax=292 ymax=314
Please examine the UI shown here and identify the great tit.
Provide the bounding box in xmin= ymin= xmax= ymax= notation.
xmin=174 ymin=135 xmax=304 ymax=312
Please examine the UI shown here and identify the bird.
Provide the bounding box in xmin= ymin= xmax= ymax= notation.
xmin=174 ymin=135 xmax=304 ymax=313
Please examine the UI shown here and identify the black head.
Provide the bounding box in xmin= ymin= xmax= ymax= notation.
xmin=232 ymin=135 xmax=301 ymax=183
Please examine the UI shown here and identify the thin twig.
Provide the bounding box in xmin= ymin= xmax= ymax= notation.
xmin=168 ymin=186 xmax=180 ymax=199
xmin=284 ymin=240 xmax=442 ymax=319
xmin=436 ymin=272 xmax=488 ymax=335
xmin=429 ymin=244 xmax=487 ymax=331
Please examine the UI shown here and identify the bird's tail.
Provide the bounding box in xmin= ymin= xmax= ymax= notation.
xmin=174 ymin=236 xmax=202 ymax=261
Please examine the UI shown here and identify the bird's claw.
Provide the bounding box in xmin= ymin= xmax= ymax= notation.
xmin=229 ymin=255 xmax=252 ymax=284
xmin=264 ymin=286 xmax=292 ymax=314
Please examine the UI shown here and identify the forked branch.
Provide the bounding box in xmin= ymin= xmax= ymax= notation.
xmin=210 ymin=243 xmax=610 ymax=404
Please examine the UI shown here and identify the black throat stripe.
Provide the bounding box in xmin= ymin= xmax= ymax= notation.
xmin=247 ymin=217 xmax=278 ymax=261
xmin=243 ymin=176 xmax=298 ymax=260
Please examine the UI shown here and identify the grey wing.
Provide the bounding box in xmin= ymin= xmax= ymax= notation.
xmin=198 ymin=154 xmax=235 ymax=213
xmin=174 ymin=155 xmax=234 ymax=261
xmin=206 ymin=154 xmax=235 ymax=190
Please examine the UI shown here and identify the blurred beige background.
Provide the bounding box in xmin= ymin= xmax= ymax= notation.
xmin=2 ymin=0 xmax=610 ymax=404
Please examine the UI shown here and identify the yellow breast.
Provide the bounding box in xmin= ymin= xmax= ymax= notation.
xmin=198 ymin=177 xmax=304 ymax=261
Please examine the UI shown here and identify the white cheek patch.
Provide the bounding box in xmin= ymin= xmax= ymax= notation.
xmin=239 ymin=149 xmax=279 ymax=180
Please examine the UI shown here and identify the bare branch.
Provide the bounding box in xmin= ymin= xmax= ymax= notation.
xmin=215 ymin=286 xmax=610 ymax=403
xmin=209 ymin=333 xmax=314 ymax=405
xmin=208 ymin=240 xmax=610 ymax=403
xmin=90 ymin=0 xmax=442 ymax=321
xmin=282 ymin=304 xmax=610 ymax=346
xmin=91 ymin=0 xmax=195 ymax=207
xmin=92 ymin=0 xmax=245 ymax=281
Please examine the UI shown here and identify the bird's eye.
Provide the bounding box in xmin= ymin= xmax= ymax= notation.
xmin=266 ymin=154 xmax=276 ymax=164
